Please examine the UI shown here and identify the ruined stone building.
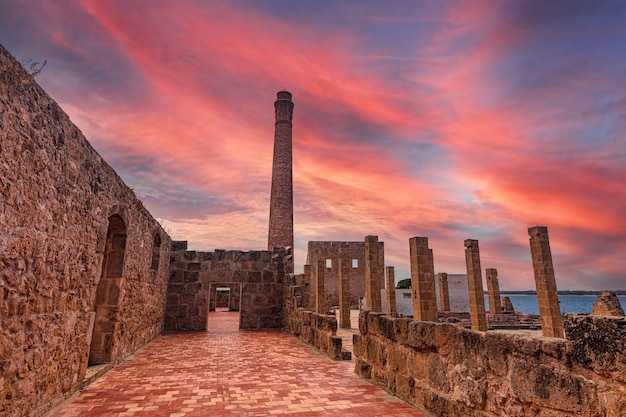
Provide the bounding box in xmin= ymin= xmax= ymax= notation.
xmin=0 ymin=44 xmax=290 ymax=416
xmin=3 ymin=43 xmax=626 ymax=417
xmin=305 ymin=241 xmax=366 ymax=306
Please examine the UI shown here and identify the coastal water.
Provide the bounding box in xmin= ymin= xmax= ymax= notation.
xmin=484 ymin=295 xmax=626 ymax=316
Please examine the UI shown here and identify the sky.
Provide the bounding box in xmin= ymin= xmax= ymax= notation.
xmin=1 ymin=0 xmax=625 ymax=290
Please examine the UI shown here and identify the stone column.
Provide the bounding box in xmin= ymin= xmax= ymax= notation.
xmin=485 ymin=268 xmax=502 ymax=314
xmin=268 ymin=91 xmax=294 ymax=269
xmin=338 ymin=248 xmax=351 ymax=328
xmin=364 ymin=235 xmax=383 ymax=312
xmin=438 ymin=273 xmax=450 ymax=311
xmin=528 ymin=226 xmax=565 ymax=338
xmin=409 ymin=237 xmax=437 ymax=322
xmin=303 ymin=264 xmax=313 ymax=310
xmin=315 ymin=260 xmax=325 ymax=315
xmin=464 ymin=239 xmax=487 ymax=332
xmin=385 ymin=266 xmax=397 ymax=317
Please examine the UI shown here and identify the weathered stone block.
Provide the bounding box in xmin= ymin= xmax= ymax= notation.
xmin=359 ymin=310 xmax=369 ymax=334
xmin=182 ymin=271 xmax=199 ymax=283
xmin=388 ymin=344 xmax=408 ymax=372
xmin=564 ymin=313 xmax=626 ymax=383
xmin=406 ymin=320 xmax=436 ymax=351
xmin=393 ymin=317 xmax=410 ymax=344
xmin=353 ymin=334 xmax=365 ymax=357
xmin=427 ymin=354 xmax=450 ymax=393
xmin=355 ymin=358 xmax=372 ymax=379
xmin=510 ymin=359 xmax=598 ymax=414
xmin=434 ymin=323 xmax=457 ymax=356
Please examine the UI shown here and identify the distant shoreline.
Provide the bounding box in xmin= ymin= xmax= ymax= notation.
xmin=496 ymin=290 xmax=626 ymax=296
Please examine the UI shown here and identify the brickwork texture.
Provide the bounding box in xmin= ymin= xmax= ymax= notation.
xmin=267 ymin=91 xmax=294 ymax=254
xmin=0 ymin=45 xmax=171 ymax=417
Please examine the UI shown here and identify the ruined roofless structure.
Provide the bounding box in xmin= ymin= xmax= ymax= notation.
xmin=4 ymin=41 xmax=626 ymax=417
xmin=268 ymin=91 xmax=294 ymax=255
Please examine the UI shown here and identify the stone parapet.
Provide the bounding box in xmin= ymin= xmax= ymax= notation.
xmin=285 ymin=286 xmax=349 ymax=360
xmin=564 ymin=313 xmax=626 ymax=384
xmin=354 ymin=311 xmax=626 ymax=416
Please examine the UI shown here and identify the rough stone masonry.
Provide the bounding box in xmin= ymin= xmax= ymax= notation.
xmin=0 ymin=45 xmax=295 ymax=417
xmin=0 ymin=44 xmax=171 ymax=416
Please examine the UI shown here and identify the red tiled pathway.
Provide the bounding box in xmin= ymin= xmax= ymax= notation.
xmin=51 ymin=311 xmax=427 ymax=416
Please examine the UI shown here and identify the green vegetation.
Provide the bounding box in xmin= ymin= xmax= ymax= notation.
xmin=396 ymin=278 xmax=411 ymax=289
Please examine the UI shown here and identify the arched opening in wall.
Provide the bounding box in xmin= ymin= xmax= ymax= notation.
xmin=151 ymin=233 xmax=161 ymax=271
xmin=89 ymin=214 xmax=127 ymax=367
xmin=207 ymin=282 xmax=242 ymax=332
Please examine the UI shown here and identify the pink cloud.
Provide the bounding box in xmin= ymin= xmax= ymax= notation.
xmin=9 ymin=0 xmax=622 ymax=290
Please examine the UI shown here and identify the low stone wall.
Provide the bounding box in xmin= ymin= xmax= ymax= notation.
xmin=285 ymin=285 xmax=347 ymax=360
xmin=286 ymin=308 xmax=345 ymax=360
xmin=165 ymin=244 xmax=291 ymax=331
xmin=354 ymin=311 xmax=626 ymax=416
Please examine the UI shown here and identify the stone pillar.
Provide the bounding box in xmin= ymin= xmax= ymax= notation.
xmin=385 ymin=266 xmax=397 ymax=317
xmin=528 ymin=226 xmax=564 ymax=338
xmin=409 ymin=237 xmax=437 ymax=322
xmin=268 ymin=91 xmax=294 ymax=270
xmin=364 ymin=235 xmax=383 ymax=312
xmin=303 ymin=264 xmax=313 ymax=310
xmin=438 ymin=273 xmax=450 ymax=311
xmin=464 ymin=239 xmax=487 ymax=332
xmin=315 ymin=260 xmax=325 ymax=315
xmin=485 ymin=268 xmax=502 ymax=314
xmin=338 ymin=248 xmax=351 ymax=328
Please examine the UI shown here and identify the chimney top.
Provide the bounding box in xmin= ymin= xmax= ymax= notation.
xmin=276 ymin=91 xmax=292 ymax=101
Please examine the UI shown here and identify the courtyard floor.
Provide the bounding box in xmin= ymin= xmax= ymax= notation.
xmin=49 ymin=310 xmax=426 ymax=417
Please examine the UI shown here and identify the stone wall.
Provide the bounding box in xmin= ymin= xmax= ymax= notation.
xmin=306 ymin=241 xmax=366 ymax=305
xmin=284 ymin=285 xmax=349 ymax=360
xmin=165 ymin=243 xmax=291 ymax=331
xmin=354 ymin=311 xmax=626 ymax=416
xmin=0 ymin=45 xmax=171 ymax=417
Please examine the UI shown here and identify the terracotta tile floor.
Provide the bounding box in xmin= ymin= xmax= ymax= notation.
xmin=51 ymin=311 xmax=426 ymax=417
xmin=336 ymin=310 xmax=360 ymax=357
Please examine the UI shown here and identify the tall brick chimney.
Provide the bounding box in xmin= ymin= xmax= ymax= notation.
xmin=268 ymin=91 xmax=294 ymax=253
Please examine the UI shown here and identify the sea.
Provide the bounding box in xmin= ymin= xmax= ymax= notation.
xmin=485 ymin=294 xmax=626 ymax=316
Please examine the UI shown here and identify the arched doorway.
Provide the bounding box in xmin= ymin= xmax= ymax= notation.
xmin=89 ymin=214 xmax=127 ymax=365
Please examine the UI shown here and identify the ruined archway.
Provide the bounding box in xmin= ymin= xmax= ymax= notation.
xmin=89 ymin=214 xmax=127 ymax=365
